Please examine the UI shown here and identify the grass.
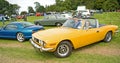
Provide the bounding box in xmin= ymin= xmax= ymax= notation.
xmin=0 ymin=12 xmax=120 ymax=63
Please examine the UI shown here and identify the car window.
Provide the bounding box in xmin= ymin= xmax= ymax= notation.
xmin=62 ymin=19 xmax=75 ymax=28
xmin=5 ymin=24 xmax=17 ymax=30
xmin=22 ymin=22 xmax=34 ymax=27
xmin=49 ymin=15 xmax=56 ymax=19
xmin=44 ymin=16 xmax=49 ymax=19
xmin=62 ymin=19 xmax=82 ymax=29
xmin=83 ymin=19 xmax=97 ymax=30
xmin=84 ymin=19 xmax=97 ymax=28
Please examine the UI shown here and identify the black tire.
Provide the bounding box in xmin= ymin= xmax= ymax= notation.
xmin=103 ymin=32 xmax=112 ymax=42
xmin=35 ymin=22 xmax=41 ymax=26
xmin=16 ymin=32 xmax=25 ymax=42
xmin=54 ymin=41 xmax=72 ymax=58
xmin=55 ymin=22 xmax=62 ymax=27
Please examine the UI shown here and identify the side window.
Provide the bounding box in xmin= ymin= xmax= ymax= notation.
xmin=85 ymin=19 xmax=97 ymax=28
xmin=5 ymin=24 xmax=17 ymax=30
xmin=83 ymin=19 xmax=97 ymax=30
xmin=44 ymin=16 xmax=49 ymax=19
xmin=50 ymin=15 xmax=56 ymax=19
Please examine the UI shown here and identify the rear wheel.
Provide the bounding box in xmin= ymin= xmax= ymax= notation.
xmin=17 ymin=32 xmax=25 ymax=42
xmin=35 ymin=22 xmax=41 ymax=26
xmin=103 ymin=32 xmax=112 ymax=42
xmin=54 ymin=41 xmax=72 ymax=58
xmin=55 ymin=22 xmax=62 ymax=27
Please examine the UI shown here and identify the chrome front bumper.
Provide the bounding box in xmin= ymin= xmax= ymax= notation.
xmin=30 ymin=39 xmax=53 ymax=52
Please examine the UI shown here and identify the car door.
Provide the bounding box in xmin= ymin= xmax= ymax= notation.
xmin=0 ymin=24 xmax=18 ymax=38
xmin=83 ymin=28 xmax=102 ymax=44
xmin=77 ymin=19 xmax=102 ymax=47
xmin=74 ymin=28 xmax=101 ymax=48
xmin=41 ymin=15 xmax=56 ymax=25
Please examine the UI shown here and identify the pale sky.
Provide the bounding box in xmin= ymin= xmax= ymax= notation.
xmin=6 ymin=0 xmax=56 ymax=13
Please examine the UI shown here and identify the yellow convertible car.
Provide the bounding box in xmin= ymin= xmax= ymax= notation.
xmin=30 ymin=18 xmax=118 ymax=58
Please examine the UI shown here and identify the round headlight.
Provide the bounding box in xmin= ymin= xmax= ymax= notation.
xmin=39 ymin=40 xmax=46 ymax=47
xmin=39 ymin=40 xmax=43 ymax=45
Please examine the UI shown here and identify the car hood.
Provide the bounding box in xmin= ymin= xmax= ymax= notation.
xmin=32 ymin=27 xmax=82 ymax=43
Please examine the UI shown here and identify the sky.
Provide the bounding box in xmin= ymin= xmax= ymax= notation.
xmin=6 ymin=0 xmax=56 ymax=13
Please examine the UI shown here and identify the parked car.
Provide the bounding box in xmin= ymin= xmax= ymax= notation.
xmin=34 ymin=14 xmax=67 ymax=26
xmin=0 ymin=16 xmax=9 ymax=21
xmin=61 ymin=13 xmax=72 ymax=19
xmin=0 ymin=22 xmax=44 ymax=42
xmin=16 ymin=15 xmax=23 ymax=19
xmin=30 ymin=18 xmax=118 ymax=57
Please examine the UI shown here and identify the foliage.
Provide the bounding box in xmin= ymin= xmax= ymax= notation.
xmin=34 ymin=2 xmax=45 ymax=12
xmin=46 ymin=0 xmax=120 ymax=12
xmin=20 ymin=11 xmax=27 ymax=15
xmin=0 ymin=0 xmax=20 ymax=15
xmin=102 ymin=0 xmax=119 ymax=11
xmin=28 ymin=6 xmax=35 ymax=13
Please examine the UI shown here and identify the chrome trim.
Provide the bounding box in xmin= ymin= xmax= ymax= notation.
xmin=30 ymin=39 xmax=53 ymax=52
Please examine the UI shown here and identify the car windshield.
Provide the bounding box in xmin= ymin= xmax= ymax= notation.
xmin=44 ymin=14 xmax=66 ymax=19
xmin=62 ymin=19 xmax=82 ymax=29
xmin=22 ymin=22 xmax=34 ymax=27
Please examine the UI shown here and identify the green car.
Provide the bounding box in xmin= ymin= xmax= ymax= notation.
xmin=34 ymin=14 xmax=67 ymax=26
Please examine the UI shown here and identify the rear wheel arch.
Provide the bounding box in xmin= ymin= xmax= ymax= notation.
xmin=106 ymin=30 xmax=113 ymax=35
xmin=103 ymin=31 xmax=113 ymax=42
xmin=35 ymin=22 xmax=41 ymax=25
xmin=55 ymin=22 xmax=62 ymax=26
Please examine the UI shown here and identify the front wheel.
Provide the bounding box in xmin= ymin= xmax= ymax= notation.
xmin=17 ymin=32 xmax=25 ymax=42
xmin=54 ymin=41 xmax=72 ymax=58
xmin=103 ymin=32 xmax=112 ymax=42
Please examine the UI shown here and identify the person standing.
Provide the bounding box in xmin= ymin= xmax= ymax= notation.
xmin=77 ymin=11 xmax=82 ymax=18
xmin=2 ymin=16 xmax=5 ymax=25
xmin=23 ymin=14 xmax=27 ymax=21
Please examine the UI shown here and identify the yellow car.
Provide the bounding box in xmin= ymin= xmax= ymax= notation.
xmin=30 ymin=18 xmax=118 ymax=58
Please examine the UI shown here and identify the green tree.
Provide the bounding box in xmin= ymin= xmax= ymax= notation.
xmin=34 ymin=2 xmax=45 ymax=12
xmin=103 ymin=0 xmax=119 ymax=11
xmin=46 ymin=0 xmax=120 ymax=12
xmin=0 ymin=0 xmax=10 ymax=14
xmin=20 ymin=11 xmax=27 ymax=15
xmin=28 ymin=6 xmax=35 ymax=13
xmin=0 ymin=0 xmax=20 ymax=15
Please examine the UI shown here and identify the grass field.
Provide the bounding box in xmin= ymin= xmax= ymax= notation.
xmin=0 ymin=12 xmax=120 ymax=63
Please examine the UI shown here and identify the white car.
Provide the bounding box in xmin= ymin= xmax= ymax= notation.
xmin=61 ymin=13 xmax=72 ymax=19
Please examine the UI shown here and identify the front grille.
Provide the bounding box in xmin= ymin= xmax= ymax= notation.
xmin=34 ymin=37 xmax=39 ymax=43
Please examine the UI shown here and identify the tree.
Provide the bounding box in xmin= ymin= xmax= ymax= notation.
xmin=94 ymin=0 xmax=106 ymax=10
xmin=0 ymin=0 xmax=10 ymax=14
xmin=28 ymin=6 xmax=34 ymax=13
xmin=103 ymin=0 xmax=119 ymax=11
xmin=12 ymin=4 xmax=20 ymax=14
xmin=20 ymin=11 xmax=27 ymax=15
xmin=117 ymin=0 xmax=120 ymax=9
xmin=0 ymin=0 xmax=20 ymax=15
xmin=47 ymin=0 xmax=120 ymax=12
xmin=34 ymin=2 xmax=45 ymax=12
